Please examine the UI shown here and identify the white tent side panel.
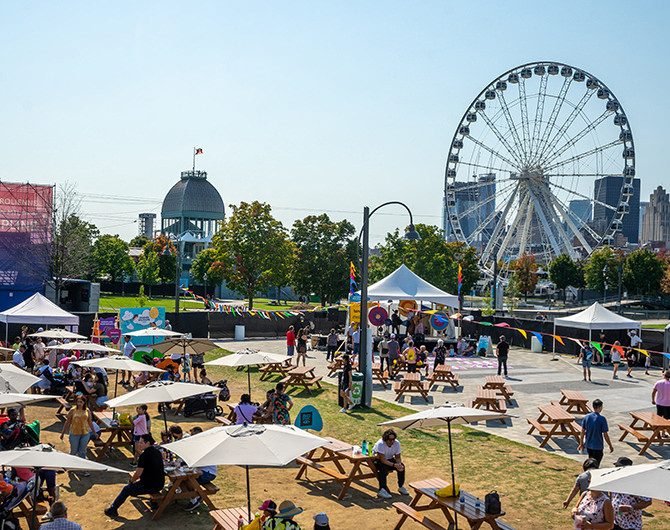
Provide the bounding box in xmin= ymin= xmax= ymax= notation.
xmin=0 ymin=293 xmax=79 ymax=326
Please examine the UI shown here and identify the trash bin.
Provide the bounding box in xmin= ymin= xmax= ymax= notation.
xmin=234 ymin=325 xmax=245 ymax=341
xmin=531 ymin=334 xmax=542 ymax=353
xmin=351 ymin=372 xmax=364 ymax=406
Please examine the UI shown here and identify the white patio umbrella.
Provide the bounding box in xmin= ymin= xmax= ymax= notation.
xmin=28 ymin=329 xmax=86 ymax=340
xmin=589 ymin=459 xmax=670 ymax=502
xmin=380 ymin=403 xmax=510 ymax=526
xmin=205 ymin=349 xmax=291 ymax=397
xmin=0 ymin=444 xmax=127 ymax=529
xmin=0 ymin=392 xmax=60 ymax=408
xmin=73 ymin=355 xmax=165 ymax=398
xmin=125 ymin=328 xmax=185 ymax=344
xmin=0 ymin=364 xmax=41 ymax=393
xmin=44 ymin=341 xmax=119 ymax=353
xmin=105 ymin=380 xmax=221 ymax=431
xmin=163 ymin=423 xmax=327 ymax=520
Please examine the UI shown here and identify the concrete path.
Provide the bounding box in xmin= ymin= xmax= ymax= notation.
xmin=213 ymin=338 xmax=670 ymax=467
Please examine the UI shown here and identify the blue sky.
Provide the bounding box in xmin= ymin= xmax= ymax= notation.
xmin=1 ymin=1 xmax=667 ymax=244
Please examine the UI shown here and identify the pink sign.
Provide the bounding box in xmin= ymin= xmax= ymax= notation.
xmin=106 ymin=328 xmax=121 ymax=344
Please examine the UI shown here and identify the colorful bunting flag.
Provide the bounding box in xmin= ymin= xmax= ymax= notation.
xmin=457 ymin=264 xmax=462 ymax=296
xmin=590 ymin=342 xmax=603 ymax=354
xmin=552 ymin=335 xmax=565 ymax=346
xmin=517 ymin=329 xmax=527 ymax=339
xmin=531 ymin=332 xmax=543 ymax=346
xmin=634 ymin=348 xmax=649 ymax=357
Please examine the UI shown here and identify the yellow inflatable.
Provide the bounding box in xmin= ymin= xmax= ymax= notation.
xmin=436 ymin=483 xmax=459 ymax=497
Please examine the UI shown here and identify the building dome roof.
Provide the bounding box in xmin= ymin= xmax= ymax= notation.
xmin=161 ymin=170 xmax=225 ymax=220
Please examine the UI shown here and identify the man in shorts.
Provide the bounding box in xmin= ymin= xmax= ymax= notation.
xmin=121 ymin=335 xmax=136 ymax=385
xmin=191 ymin=351 xmax=204 ymax=383
xmin=286 ymin=326 xmax=296 ymax=357
xmin=578 ymin=342 xmax=594 ymax=382
xmin=652 ymin=370 xmax=670 ymax=419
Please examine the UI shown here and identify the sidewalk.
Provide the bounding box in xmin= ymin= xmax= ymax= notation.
xmin=213 ymin=337 xmax=670 ymax=467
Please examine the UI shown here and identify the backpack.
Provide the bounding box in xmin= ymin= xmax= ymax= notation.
xmin=25 ymin=421 xmax=40 ymax=446
xmin=485 ymin=490 xmax=501 ymax=514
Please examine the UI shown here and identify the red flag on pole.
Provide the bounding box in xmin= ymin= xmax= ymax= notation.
xmin=195 ymin=148 xmax=203 ymax=155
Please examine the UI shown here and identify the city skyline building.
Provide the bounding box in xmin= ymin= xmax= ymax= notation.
xmin=593 ymin=176 xmax=640 ymax=244
xmin=640 ymin=186 xmax=670 ymax=246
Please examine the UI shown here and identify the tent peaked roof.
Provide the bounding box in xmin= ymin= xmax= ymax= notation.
xmin=0 ymin=293 xmax=79 ymax=325
xmin=554 ymin=302 xmax=641 ymax=331
xmin=365 ymin=264 xmax=458 ymax=306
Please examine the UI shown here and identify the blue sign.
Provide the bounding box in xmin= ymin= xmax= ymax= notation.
xmin=294 ymin=405 xmax=323 ymax=431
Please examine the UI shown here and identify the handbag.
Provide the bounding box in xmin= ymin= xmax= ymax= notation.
xmin=484 ymin=490 xmax=501 ymax=514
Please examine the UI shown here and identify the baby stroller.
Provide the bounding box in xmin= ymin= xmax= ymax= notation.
xmin=213 ymin=380 xmax=230 ymax=402
xmin=0 ymin=480 xmax=30 ymax=529
xmin=182 ymin=393 xmax=223 ymax=420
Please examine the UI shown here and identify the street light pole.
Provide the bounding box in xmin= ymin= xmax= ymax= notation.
xmin=358 ymin=201 xmax=420 ymax=408
xmin=203 ymin=272 xmax=208 ymax=299
xmin=603 ymin=263 xmax=610 ymax=304
xmin=174 ymin=242 xmax=181 ymax=315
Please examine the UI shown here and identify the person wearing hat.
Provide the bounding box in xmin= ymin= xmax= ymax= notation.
xmin=610 ymin=457 xmax=651 ymax=530
xmin=313 ymin=513 xmax=330 ymax=530
xmin=496 ymin=335 xmax=510 ymax=377
xmin=269 ymin=500 xmax=302 ymax=529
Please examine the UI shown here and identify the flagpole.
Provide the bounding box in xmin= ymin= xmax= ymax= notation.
xmin=193 ymin=147 xmax=196 ymax=172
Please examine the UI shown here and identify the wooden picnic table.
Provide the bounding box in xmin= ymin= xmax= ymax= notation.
xmin=465 ymin=388 xmax=507 ymax=423
xmin=558 ymin=389 xmax=592 ymax=415
xmin=92 ymin=410 xmax=134 ymax=460
xmin=526 ymin=405 xmax=580 ymax=448
xmin=280 ymin=366 xmax=322 ymax=395
xmin=210 ymin=507 xmax=250 ymax=529
xmin=389 ymin=358 xmax=407 ymax=379
xmin=393 ymin=477 xmax=514 ymax=529
xmin=326 ymin=356 xmax=358 ymax=377
xmin=372 ymin=362 xmax=389 ymax=389
xmin=394 ymin=373 xmax=430 ymax=403
xmin=259 ymin=359 xmax=293 ymax=381
xmin=483 ymin=376 xmax=515 ymax=405
xmin=618 ymin=411 xmax=670 ymax=455
xmin=151 ymin=467 xmax=218 ymax=520
xmin=427 ymin=365 xmax=460 ymax=391
xmin=295 ymin=436 xmax=378 ymax=500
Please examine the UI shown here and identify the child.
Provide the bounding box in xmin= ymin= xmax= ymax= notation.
xmin=182 ymin=352 xmax=192 ymax=382
xmin=199 ymin=369 xmax=212 ymax=386
xmin=131 ymin=404 xmax=150 ymax=467
xmin=645 ymin=352 xmax=651 ymax=375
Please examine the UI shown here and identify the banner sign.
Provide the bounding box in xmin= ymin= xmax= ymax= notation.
xmin=0 ymin=183 xmax=54 ymax=243
xmin=119 ymin=307 xmax=166 ymax=346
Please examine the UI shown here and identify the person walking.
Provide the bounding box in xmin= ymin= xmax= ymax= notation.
xmin=352 ymin=327 xmax=360 ymax=358
xmin=377 ymin=334 xmax=390 ymax=375
xmin=611 ymin=341 xmax=623 ymax=379
xmin=433 ymin=339 xmax=447 ymax=371
xmin=326 ymin=329 xmax=338 ymax=362
xmin=286 ymin=326 xmax=296 ymax=359
xmin=296 ymin=328 xmax=308 ymax=367
xmin=578 ymin=342 xmax=594 ymax=382
xmin=391 ymin=310 xmax=401 ymax=336
xmin=269 ymin=383 xmax=293 ymax=425
xmin=372 ymin=429 xmax=408 ymax=499
xmin=387 ymin=334 xmax=400 ymax=378
xmin=121 ymin=335 xmax=136 ymax=385
xmin=578 ymin=399 xmax=614 ymax=465
xmin=338 ymin=355 xmax=354 ymax=413
xmin=496 ymin=336 xmax=510 ymax=377
xmin=60 ymin=396 xmax=96 ymax=474
xmin=651 ymin=369 xmax=670 ymax=419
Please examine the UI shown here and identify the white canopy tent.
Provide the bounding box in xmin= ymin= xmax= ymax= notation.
xmin=553 ymin=302 xmax=642 ymax=344
xmin=0 ymin=293 xmax=79 ymax=342
xmin=363 ymin=264 xmax=459 ymax=306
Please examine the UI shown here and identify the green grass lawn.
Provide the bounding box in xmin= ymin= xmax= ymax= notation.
xmin=99 ymin=294 xmax=204 ymax=311
xmin=642 ymin=323 xmax=669 ymax=329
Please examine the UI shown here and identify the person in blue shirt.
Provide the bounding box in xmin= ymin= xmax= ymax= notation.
xmin=578 ymin=399 xmax=613 ymax=465
xmin=578 ymin=342 xmax=594 ymax=382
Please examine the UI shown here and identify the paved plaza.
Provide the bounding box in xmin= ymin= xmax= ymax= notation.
xmin=214 ymin=337 xmax=670 ymax=467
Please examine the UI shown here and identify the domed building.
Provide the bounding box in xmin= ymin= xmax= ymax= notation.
xmin=161 ymin=169 xmax=225 ymax=284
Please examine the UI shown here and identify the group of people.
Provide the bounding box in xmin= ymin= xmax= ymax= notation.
xmin=578 ymin=329 xmax=649 ymax=383
xmin=286 ymin=325 xmax=310 ymax=366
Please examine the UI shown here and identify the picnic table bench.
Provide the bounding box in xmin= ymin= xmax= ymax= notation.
xmin=259 ymin=359 xmax=293 ymax=381
xmin=279 ymin=366 xmax=322 ymax=395
xmin=372 ymin=362 xmax=389 ymax=389
xmin=394 ymin=373 xmax=430 ymax=403
xmin=394 ymin=478 xmax=515 ymax=529
xmin=389 ymin=358 xmax=407 ymax=379
xmin=92 ymin=410 xmax=134 ymax=460
xmin=526 ymin=405 xmax=580 ymax=448
xmin=295 ymin=436 xmax=378 ymax=500
xmin=210 ymin=507 xmax=250 ymax=529
xmin=466 ymin=388 xmax=507 ymax=418
xmin=618 ymin=411 xmax=670 ymax=455
xmin=326 ymin=356 xmax=358 ymax=377
xmin=483 ymin=376 xmax=514 ymax=405
xmin=558 ymin=389 xmax=592 ymax=415
xmin=427 ymin=365 xmax=460 ymax=391
xmin=151 ymin=467 xmax=218 ymax=520
xmin=56 ymin=386 xmax=76 ymax=414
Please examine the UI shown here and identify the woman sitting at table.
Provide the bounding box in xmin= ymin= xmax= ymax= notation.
xmin=256 ymin=390 xmax=275 ymax=423
xmin=233 ymin=394 xmax=258 ymax=425
xmin=571 ymin=488 xmax=614 ymax=529
xmin=92 ymin=373 xmax=109 ymax=408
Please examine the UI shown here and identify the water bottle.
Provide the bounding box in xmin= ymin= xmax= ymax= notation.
xmin=362 ymin=440 xmax=368 ymax=456
xmin=237 ymin=514 xmax=244 ymax=528
xmin=459 ymin=493 xmax=465 ymax=507
xmin=475 ymin=498 xmax=480 ymax=511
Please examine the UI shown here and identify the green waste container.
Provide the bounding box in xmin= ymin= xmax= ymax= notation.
xmin=351 ymin=372 xmax=364 ymax=406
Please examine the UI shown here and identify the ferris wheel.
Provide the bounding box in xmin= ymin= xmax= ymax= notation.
xmin=443 ymin=61 xmax=635 ymax=276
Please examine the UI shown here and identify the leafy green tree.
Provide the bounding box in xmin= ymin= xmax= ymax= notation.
xmin=136 ymin=250 xmax=160 ymax=297
xmin=212 ymin=201 xmax=294 ymax=309
xmin=511 ymin=253 xmax=539 ymax=301
xmin=191 ymin=248 xmax=225 ymax=286
xmin=584 ymin=246 xmax=621 ymax=292
xmin=445 ymin=241 xmax=479 ymax=296
xmin=129 ymin=235 xmax=150 ymax=248
xmin=549 ymin=254 xmax=583 ymax=300
xmin=142 ymin=234 xmax=177 ymax=284
xmin=52 ymin=214 xmax=99 ymax=283
xmin=92 ymin=234 xmax=134 ymax=281
xmin=623 ymin=249 xmax=665 ymax=295
xmin=291 ymin=214 xmax=355 ymax=306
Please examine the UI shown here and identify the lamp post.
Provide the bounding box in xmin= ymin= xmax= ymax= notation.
xmin=617 ymin=259 xmax=623 ymax=314
xmin=203 ymin=272 xmax=208 ymax=299
xmin=603 ymin=263 xmax=610 ymax=303
xmin=358 ymin=201 xmax=420 ymax=408
xmin=163 ymin=235 xmax=183 ymax=315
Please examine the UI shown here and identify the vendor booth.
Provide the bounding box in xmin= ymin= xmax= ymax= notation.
xmin=0 ymin=293 xmax=79 ymax=342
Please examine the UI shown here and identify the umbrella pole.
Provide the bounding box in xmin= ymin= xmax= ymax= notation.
xmin=30 ymin=467 xmax=40 ymax=530
xmin=448 ymin=420 xmax=458 ymax=530
xmin=162 ymin=405 xmax=169 ymax=434
xmin=246 ymin=465 xmax=251 ymax=522
xmin=247 ymin=367 xmax=251 ymax=399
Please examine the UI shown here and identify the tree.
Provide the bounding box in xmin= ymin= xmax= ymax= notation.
xmin=142 ymin=235 xmax=177 ymax=284
xmin=584 ymin=246 xmax=621 ymax=292
xmin=212 ymin=201 xmax=294 ymax=309
xmin=136 ymin=250 xmax=160 ymax=297
xmin=129 ymin=235 xmax=150 ymax=248
xmin=92 ymin=234 xmax=134 ymax=281
xmin=511 ymin=253 xmax=539 ymax=301
xmin=445 ymin=241 xmax=479 ymax=296
xmin=623 ymin=249 xmax=665 ymax=295
xmin=291 ymin=214 xmax=356 ymax=306
xmin=549 ymin=254 xmax=582 ymax=300
xmin=191 ymin=248 xmax=225 ymax=286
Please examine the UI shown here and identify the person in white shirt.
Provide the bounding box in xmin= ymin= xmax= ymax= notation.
xmin=47 ymin=340 xmax=59 ymax=368
xmin=121 ymin=336 xmax=136 ymax=385
xmin=626 ymin=330 xmax=643 ymax=378
xmin=13 ymin=346 xmax=26 ymax=369
xmin=372 ymin=429 xmax=408 ymax=499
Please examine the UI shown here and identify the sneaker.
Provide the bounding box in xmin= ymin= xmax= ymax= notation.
xmin=399 ymin=486 xmax=409 ymax=495
xmin=184 ymin=497 xmax=202 ymax=512
xmin=339 ymin=408 xmax=348 ymax=413
xmin=377 ymin=488 xmax=392 ymax=499
xmin=104 ymin=507 xmax=119 ymax=518
xmin=627 ymin=374 xmax=633 ymax=378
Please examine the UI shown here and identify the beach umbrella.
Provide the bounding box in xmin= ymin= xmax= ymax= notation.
xmin=163 ymin=423 xmax=327 ymax=520
xmin=152 ymin=338 xmax=218 ymax=357
xmin=379 ymin=403 xmax=510 ymax=523
xmin=0 ymin=444 xmax=127 ymax=529
xmin=28 ymin=329 xmax=86 ymax=340
xmin=105 ymin=380 xmax=221 ymax=431
xmin=73 ymin=355 xmax=165 ymax=398
xmin=0 ymin=364 xmax=41 ymax=393
xmin=125 ymin=328 xmax=185 ymax=345
xmin=44 ymin=341 xmax=119 ymax=353
xmin=588 ymin=460 xmax=670 ymax=502
xmin=205 ymin=349 xmax=291 ymax=397
xmin=0 ymin=392 xmax=60 ymax=408
xmin=0 ymin=347 xmax=15 ymax=362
